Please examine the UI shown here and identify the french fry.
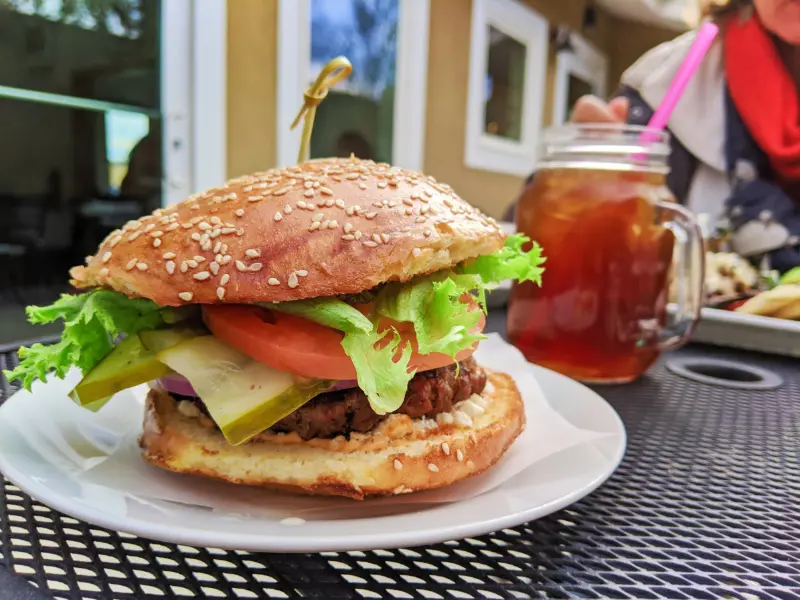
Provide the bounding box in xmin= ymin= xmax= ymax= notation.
xmin=735 ymin=284 xmax=800 ymax=319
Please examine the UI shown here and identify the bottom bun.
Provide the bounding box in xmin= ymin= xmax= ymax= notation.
xmin=139 ymin=368 xmax=525 ymax=500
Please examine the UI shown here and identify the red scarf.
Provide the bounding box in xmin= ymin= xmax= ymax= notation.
xmin=724 ymin=14 xmax=800 ymax=182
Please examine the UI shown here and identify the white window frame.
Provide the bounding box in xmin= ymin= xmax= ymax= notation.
xmin=276 ymin=0 xmax=429 ymax=171
xmin=162 ymin=0 xmax=227 ymax=205
xmin=464 ymin=0 xmax=548 ymax=177
xmin=552 ymin=32 xmax=608 ymax=126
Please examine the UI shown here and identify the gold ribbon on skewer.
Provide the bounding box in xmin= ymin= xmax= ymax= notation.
xmin=290 ymin=56 xmax=353 ymax=164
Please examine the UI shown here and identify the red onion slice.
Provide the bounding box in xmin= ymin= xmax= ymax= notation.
xmin=157 ymin=374 xmax=198 ymax=397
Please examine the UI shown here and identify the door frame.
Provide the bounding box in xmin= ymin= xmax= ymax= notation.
xmin=162 ymin=0 xmax=227 ymax=205
xmin=276 ymin=0 xmax=429 ymax=171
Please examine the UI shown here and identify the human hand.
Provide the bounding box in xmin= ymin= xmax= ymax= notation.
xmin=570 ymin=95 xmax=629 ymax=123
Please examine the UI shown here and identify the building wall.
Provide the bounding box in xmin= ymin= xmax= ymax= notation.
xmin=227 ymin=0 xmax=279 ymax=178
xmin=225 ymin=0 xmax=677 ymax=218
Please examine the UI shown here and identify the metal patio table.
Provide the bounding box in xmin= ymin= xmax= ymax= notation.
xmin=0 ymin=311 xmax=798 ymax=599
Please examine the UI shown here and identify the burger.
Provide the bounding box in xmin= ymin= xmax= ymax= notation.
xmin=5 ymin=158 xmax=544 ymax=500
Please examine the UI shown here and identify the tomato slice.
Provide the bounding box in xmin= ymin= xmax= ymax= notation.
xmin=202 ymin=305 xmax=483 ymax=380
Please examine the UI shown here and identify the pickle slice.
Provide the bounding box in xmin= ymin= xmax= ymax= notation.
xmin=69 ymin=335 xmax=171 ymax=406
xmin=69 ymin=329 xmax=197 ymax=407
xmin=157 ymin=336 xmax=332 ymax=445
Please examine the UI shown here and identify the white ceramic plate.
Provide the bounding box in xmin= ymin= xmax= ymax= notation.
xmin=0 ymin=343 xmax=625 ymax=553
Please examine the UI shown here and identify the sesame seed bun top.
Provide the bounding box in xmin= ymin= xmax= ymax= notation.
xmin=70 ymin=157 xmax=505 ymax=306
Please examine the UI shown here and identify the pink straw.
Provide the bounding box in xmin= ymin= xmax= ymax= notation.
xmin=640 ymin=22 xmax=719 ymax=144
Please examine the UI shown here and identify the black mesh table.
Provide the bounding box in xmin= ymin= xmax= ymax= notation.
xmin=1 ymin=314 xmax=799 ymax=600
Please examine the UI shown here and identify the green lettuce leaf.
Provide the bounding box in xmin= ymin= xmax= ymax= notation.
xmin=340 ymin=328 xmax=414 ymax=415
xmin=375 ymin=276 xmax=485 ymax=360
xmin=780 ymin=266 xmax=800 ymax=286
xmin=462 ymin=233 xmax=545 ymax=285
xmin=270 ymin=297 xmax=412 ymax=414
xmin=4 ymin=290 xmax=170 ymax=391
xmin=264 ymin=298 xmax=372 ymax=334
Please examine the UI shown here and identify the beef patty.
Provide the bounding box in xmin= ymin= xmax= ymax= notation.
xmin=184 ymin=357 xmax=487 ymax=440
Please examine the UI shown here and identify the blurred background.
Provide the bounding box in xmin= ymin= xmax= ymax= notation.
xmin=0 ymin=0 xmax=698 ymax=342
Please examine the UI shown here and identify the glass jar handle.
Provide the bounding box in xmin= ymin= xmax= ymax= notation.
xmin=655 ymin=200 xmax=706 ymax=350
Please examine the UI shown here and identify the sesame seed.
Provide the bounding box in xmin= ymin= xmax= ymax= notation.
xmin=273 ymin=187 xmax=290 ymax=196
xmin=393 ymin=459 xmax=403 ymax=471
xmin=213 ymin=241 xmax=222 ymax=254
xmin=405 ymin=208 xmax=413 ymax=216
xmin=355 ymin=231 xmax=363 ymax=240
xmin=216 ymin=287 xmax=225 ymax=300
xmin=144 ymin=223 xmax=156 ymax=232
xmin=320 ymin=186 xmax=333 ymax=195
xmin=102 ymin=251 xmax=112 ymax=263
xmin=303 ymin=189 xmax=315 ymax=198
xmin=268 ymin=277 xmax=280 ymax=286
xmin=274 ymin=212 xmax=283 ymax=222
xmin=442 ymin=443 xmax=450 ymax=456
xmin=425 ymin=189 xmax=434 ymax=197
xmin=467 ymin=460 xmax=475 ymax=469
xmin=99 ymin=267 xmax=109 ymax=276
xmin=309 ymin=222 xmax=320 ymax=232
xmin=345 ymin=172 xmax=359 ymax=180
xmin=297 ymin=200 xmax=307 ymax=209
xmin=235 ymin=260 xmax=247 ymax=272
xmin=191 ymin=232 xmax=201 ymax=241
xmin=321 ymin=220 xmax=330 ymax=229
xmin=378 ymin=181 xmax=387 ymax=189
xmin=198 ymin=222 xmax=211 ymax=231
xmin=150 ymin=231 xmax=163 ymax=238
xmin=136 ymin=262 xmax=148 ymax=271
xmin=210 ymin=216 xmax=222 ymax=225
xmin=380 ymin=233 xmax=390 ymax=244
xmin=410 ymin=191 xmax=421 ymax=200
xmin=221 ymin=227 xmax=237 ymax=235
xmin=234 ymin=208 xmax=245 ymax=218
xmin=236 ymin=228 xmax=244 ymax=236
xmin=296 ymin=269 xmax=308 ymax=277
xmin=288 ymin=273 xmax=299 ymax=288
xmin=200 ymin=233 xmax=210 ymax=246
xmin=248 ymin=196 xmax=264 ymax=202
xmin=249 ymin=262 xmax=263 ymax=272
xmin=284 ymin=204 xmax=292 ymax=214
xmin=180 ymin=261 xmax=189 ymax=273
xmin=366 ymin=212 xmax=377 ymax=219
xmin=243 ymin=185 xmax=253 ymax=192
xmin=313 ymin=212 xmax=324 ymax=221
xmin=152 ymin=239 xmax=162 ymax=248
xmin=324 ymin=198 xmax=334 ymax=208
xmin=456 ymin=450 xmax=464 ymax=462
xmin=363 ymin=240 xmax=378 ymax=248
xmin=403 ymin=198 xmax=413 ymax=207
xmin=335 ymin=199 xmax=346 ymax=209
xmin=427 ymin=463 xmax=439 ymax=473
xmin=221 ymin=255 xmax=232 ymax=265
xmin=372 ymin=233 xmax=381 ymax=243
xmin=187 ymin=258 xmax=200 ymax=267
xmin=344 ymin=223 xmax=354 ymax=233
xmin=424 ymin=230 xmax=432 ymax=238
xmin=329 ymin=220 xmax=339 ymax=229
xmin=193 ymin=271 xmax=211 ymax=281
xmin=416 ymin=216 xmax=426 ymax=223
xmin=125 ymin=258 xmax=138 ymax=270
xmin=412 ymin=248 xmax=422 ymax=257
xmin=128 ymin=231 xmax=142 ymax=241
xmin=209 ymin=262 xmax=220 ymax=275
xmin=209 ymin=229 xmax=221 ymax=239
xmin=110 ymin=236 xmax=122 ymax=248
xmin=163 ymin=252 xmax=176 ymax=259
xmin=178 ymin=292 xmax=194 ymax=302
xmin=342 ymin=234 xmax=355 ymax=241
xmin=220 ymin=274 xmax=230 ymax=286
xmin=346 ymin=207 xmax=355 ymax=216
xmin=166 ymin=261 xmax=176 ymax=275
xmin=245 ymin=249 xmax=261 ymax=258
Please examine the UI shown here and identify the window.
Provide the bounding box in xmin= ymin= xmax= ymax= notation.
xmin=0 ymin=0 xmax=225 ymax=343
xmin=552 ymin=31 xmax=609 ymax=126
xmin=277 ymin=0 xmax=429 ymax=170
xmin=464 ymin=0 xmax=548 ymax=177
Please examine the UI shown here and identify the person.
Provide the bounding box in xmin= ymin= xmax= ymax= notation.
xmin=508 ymin=0 xmax=800 ymax=273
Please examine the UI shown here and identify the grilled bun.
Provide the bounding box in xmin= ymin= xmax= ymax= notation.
xmin=139 ymin=369 xmax=524 ymax=500
xmin=71 ymin=158 xmax=505 ymax=306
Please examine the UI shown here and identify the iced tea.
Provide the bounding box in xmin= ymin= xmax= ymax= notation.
xmin=508 ymin=168 xmax=678 ymax=382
